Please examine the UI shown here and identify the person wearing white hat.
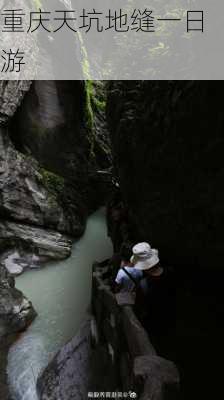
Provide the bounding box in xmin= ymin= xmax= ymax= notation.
xmin=131 ymin=242 xmax=176 ymax=348
xmin=131 ymin=242 xmax=163 ymax=277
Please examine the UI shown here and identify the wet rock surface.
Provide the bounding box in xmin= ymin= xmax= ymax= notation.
xmin=37 ymin=317 xmax=126 ymax=400
xmin=0 ymin=221 xmax=72 ymax=275
xmin=37 ymin=320 xmax=91 ymax=400
xmin=0 ymin=335 xmax=14 ymax=400
xmin=0 ymin=264 xmax=36 ymax=337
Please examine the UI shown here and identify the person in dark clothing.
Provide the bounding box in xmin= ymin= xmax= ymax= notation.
xmin=131 ymin=242 xmax=176 ymax=354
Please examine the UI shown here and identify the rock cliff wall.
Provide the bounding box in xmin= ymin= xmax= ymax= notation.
xmin=0 ymin=264 xmax=36 ymax=337
xmin=0 ymin=262 xmax=36 ymax=399
xmin=107 ymin=81 xmax=224 ymax=270
xmin=107 ymin=81 xmax=224 ymax=400
xmin=0 ymin=80 xmax=111 ymax=275
xmin=8 ymin=80 xmax=103 ymax=237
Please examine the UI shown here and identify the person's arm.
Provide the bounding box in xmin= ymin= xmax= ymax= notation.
xmin=113 ymin=270 xmax=123 ymax=293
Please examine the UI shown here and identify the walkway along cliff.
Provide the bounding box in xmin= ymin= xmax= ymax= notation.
xmin=91 ymin=262 xmax=180 ymax=400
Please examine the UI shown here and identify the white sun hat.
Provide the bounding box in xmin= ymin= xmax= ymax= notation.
xmin=130 ymin=242 xmax=159 ymax=271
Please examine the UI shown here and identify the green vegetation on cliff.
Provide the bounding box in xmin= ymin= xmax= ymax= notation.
xmin=84 ymin=81 xmax=107 ymax=159
xmin=39 ymin=168 xmax=65 ymax=195
xmin=85 ymin=81 xmax=95 ymax=132
xmin=85 ymin=81 xmax=106 ymax=130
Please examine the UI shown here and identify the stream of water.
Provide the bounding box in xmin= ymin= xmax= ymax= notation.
xmin=7 ymin=208 xmax=113 ymax=400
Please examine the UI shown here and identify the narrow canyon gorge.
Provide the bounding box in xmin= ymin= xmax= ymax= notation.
xmin=0 ymin=80 xmax=223 ymax=400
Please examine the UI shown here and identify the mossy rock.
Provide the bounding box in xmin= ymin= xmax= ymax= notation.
xmin=39 ymin=168 xmax=65 ymax=196
xmin=84 ymin=81 xmax=106 ymax=130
